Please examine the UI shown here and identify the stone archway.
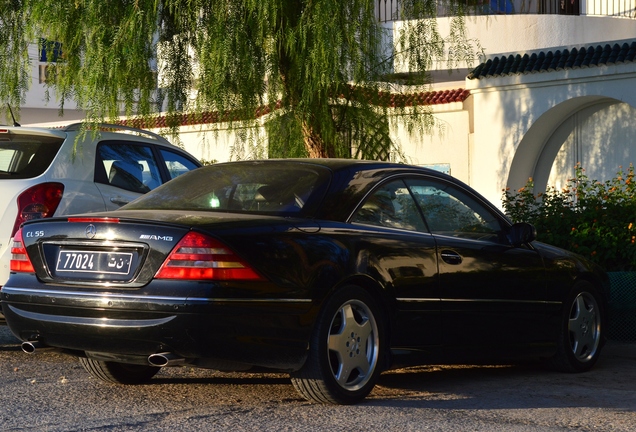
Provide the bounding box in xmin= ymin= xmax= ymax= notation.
xmin=506 ymin=96 xmax=636 ymax=194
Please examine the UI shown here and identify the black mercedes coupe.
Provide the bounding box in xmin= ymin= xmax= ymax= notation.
xmin=1 ymin=159 xmax=608 ymax=404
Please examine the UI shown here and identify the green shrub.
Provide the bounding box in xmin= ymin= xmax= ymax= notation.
xmin=502 ymin=163 xmax=636 ymax=271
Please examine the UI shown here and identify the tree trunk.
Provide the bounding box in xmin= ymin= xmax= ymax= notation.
xmin=302 ymin=121 xmax=335 ymax=158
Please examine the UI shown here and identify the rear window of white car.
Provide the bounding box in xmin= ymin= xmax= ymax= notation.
xmin=0 ymin=134 xmax=64 ymax=179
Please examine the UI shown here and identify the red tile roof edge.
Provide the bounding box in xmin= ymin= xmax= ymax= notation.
xmin=114 ymin=88 xmax=469 ymax=129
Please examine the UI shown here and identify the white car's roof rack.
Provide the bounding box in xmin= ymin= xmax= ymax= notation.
xmin=62 ymin=123 xmax=172 ymax=145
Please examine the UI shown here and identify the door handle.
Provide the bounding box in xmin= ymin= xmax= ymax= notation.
xmin=440 ymin=250 xmax=463 ymax=265
xmin=110 ymin=196 xmax=130 ymax=206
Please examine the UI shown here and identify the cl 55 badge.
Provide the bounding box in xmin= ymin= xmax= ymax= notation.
xmin=25 ymin=230 xmax=45 ymax=238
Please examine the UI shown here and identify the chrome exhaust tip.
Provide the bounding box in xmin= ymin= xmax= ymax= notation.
xmin=148 ymin=352 xmax=185 ymax=367
xmin=21 ymin=340 xmax=54 ymax=354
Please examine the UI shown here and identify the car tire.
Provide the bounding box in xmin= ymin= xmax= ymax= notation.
xmin=79 ymin=357 xmax=160 ymax=384
xmin=290 ymin=285 xmax=384 ymax=404
xmin=547 ymin=281 xmax=605 ymax=373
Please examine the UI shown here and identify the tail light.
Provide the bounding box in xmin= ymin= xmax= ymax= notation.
xmin=11 ymin=183 xmax=64 ymax=238
xmin=10 ymin=229 xmax=35 ymax=273
xmin=67 ymin=217 xmax=120 ymax=223
xmin=155 ymin=232 xmax=264 ymax=280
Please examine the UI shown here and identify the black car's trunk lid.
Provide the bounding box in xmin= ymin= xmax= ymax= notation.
xmin=20 ymin=215 xmax=191 ymax=287
xmin=18 ymin=210 xmax=300 ymax=287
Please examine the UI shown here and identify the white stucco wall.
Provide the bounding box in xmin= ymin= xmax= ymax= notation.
xmin=148 ymin=104 xmax=473 ymax=181
xmin=465 ymin=15 xmax=636 ymax=57
xmin=396 ymin=103 xmax=472 ymax=184
xmin=394 ymin=15 xmax=636 ymax=75
xmin=165 ymin=123 xmax=268 ymax=163
xmin=467 ymin=60 xmax=636 ymax=207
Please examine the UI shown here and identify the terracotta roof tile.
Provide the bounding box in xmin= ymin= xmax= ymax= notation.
xmin=118 ymin=88 xmax=471 ymax=128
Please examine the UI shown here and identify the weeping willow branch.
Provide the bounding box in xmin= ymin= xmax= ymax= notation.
xmin=0 ymin=0 xmax=479 ymax=159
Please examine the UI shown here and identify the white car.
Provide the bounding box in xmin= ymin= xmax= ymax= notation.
xmin=0 ymin=123 xmax=201 ymax=321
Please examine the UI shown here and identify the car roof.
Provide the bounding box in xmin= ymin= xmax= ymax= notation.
xmin=0 ymin=123 xmax=178 ymax=149
xmin=213 ymin=158 xmax=444 ymax=175
xmin=0 ymin=125 xmax=67 ymax=139
xmin=212 ymin=158 xmax=457 ymax=187
xmin=61 ymin=123 xmax=174 ymax=147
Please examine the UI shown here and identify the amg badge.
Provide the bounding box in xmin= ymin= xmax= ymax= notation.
xmin=139 ymin=234 xmax=173 ymax=241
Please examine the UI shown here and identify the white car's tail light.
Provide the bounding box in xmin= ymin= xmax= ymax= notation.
xmin=11 ymin=183 xmax=64 ymax=238
xmin=155 ymin=232 xmax=264 ymax=280
xmin=10 ymin=229 xmax=35 ymax=273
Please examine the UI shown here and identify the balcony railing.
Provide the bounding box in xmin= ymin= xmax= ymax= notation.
xmin=376 ymin=0 xmax=636 ymax=21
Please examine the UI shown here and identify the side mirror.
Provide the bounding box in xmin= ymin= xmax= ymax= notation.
xmin=508 ymin=222 xmax=537 ymax=247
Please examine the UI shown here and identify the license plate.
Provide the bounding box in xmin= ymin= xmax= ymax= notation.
xmin=55 ymin=250 xmax=133 ymax=275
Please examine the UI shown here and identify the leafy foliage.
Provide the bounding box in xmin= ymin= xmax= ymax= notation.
xmin=0 ymin=1 xmax=30 ymax=123
xmin=0 ymin=0 xmax=480 ymax=159
xmin=502 ymin=164 xmax=636 ymax=271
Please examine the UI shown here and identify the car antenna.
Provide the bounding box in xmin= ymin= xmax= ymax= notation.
xmin=7 ymin=104 xmax=20 ymax=127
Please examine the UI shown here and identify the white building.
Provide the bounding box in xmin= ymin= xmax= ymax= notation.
xmin=19 ymin=1 xmax=636 ymax=208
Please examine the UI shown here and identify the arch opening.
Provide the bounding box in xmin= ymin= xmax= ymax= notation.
xmin=507 ymin=96 xmax=635 ymax=195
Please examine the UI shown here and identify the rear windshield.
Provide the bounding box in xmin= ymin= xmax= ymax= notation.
xmin=0 ymin=133 xmax=64 ymax=179
xmin=124 ymin=162 xmax=331 ymax=215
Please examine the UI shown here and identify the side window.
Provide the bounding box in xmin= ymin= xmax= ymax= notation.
xmin=96 ymin=143 xmax=162 ymax=193
xmin=405 ymin=178 xmax=503 ymax=241
xmin=351 ymin=180 xmax=427 ymax=232
xmin=160 ymin=149 xmax=199 ymax=180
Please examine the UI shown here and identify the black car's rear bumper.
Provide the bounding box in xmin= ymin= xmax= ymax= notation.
xmin=1 ymin=283 xmax=314 ymax=372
